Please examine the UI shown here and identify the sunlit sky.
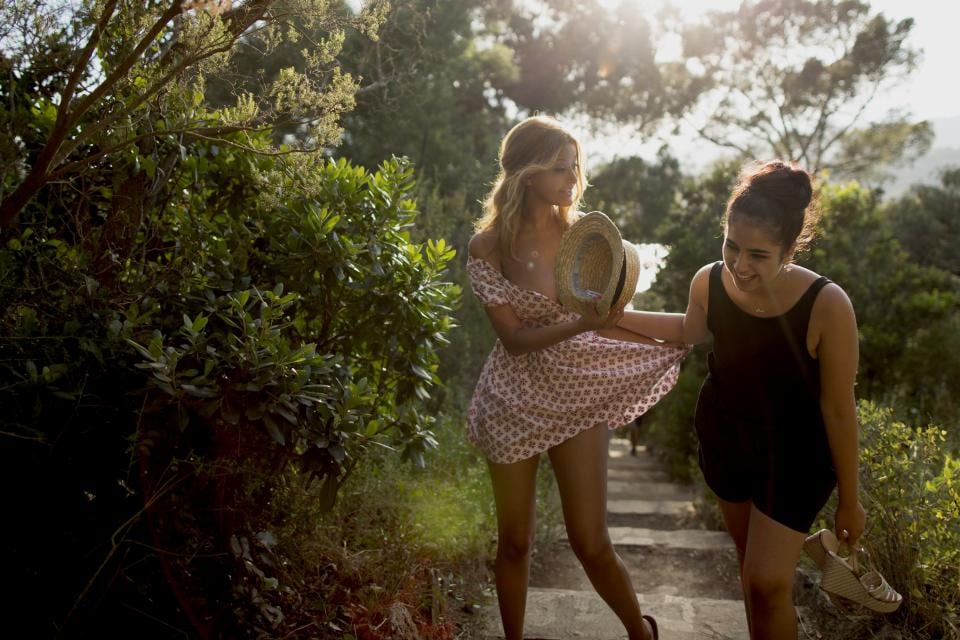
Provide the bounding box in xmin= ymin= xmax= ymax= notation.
xmin=345 ymin=1 xmax=959 ymax=170
xmin=596 ymin=0 xmax=959 ymax=121
xmin=346 ymin=0 xmax=957 ymax=122
xmin=580 ymin=0 xmax=960 ymax=171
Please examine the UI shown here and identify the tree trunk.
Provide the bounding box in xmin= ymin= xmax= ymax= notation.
xmin=0 ymin=164 xmax=50 ymax=229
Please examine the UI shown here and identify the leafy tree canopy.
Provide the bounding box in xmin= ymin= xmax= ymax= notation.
xmin=670 ymin=0 xmax=931 ymax=180
xmin=0 ymin=0 xmax=389 ymax=226
xmin=886 ymin=167 xmax=960 ymax=276
xmin=0 ymin=2 xmax=462 ymax=635
xmin=586 ymin=149 xmax=684 ymax=241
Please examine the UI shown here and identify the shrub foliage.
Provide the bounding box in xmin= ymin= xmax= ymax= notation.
xmin=0 ymin=138 xmax=459 ymax=635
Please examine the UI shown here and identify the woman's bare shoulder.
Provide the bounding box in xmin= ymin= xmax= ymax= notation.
xmin=814 ymin=281 xmax=855 ymax=317
xmin=693 ymin=262 xmax=715 ymax=281
xmin=468 ymin=231 xmax=500 ymax=262
xmin=689 ymin=263 xmax=715 ymax=299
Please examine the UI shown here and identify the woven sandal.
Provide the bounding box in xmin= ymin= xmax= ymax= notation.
xmin=821 ymin=546 xmax=903 ymax=613
xmin=803 ymin=528 xmax=839 ymax=569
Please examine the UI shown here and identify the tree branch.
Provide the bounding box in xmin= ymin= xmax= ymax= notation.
xmin=817 ymin=82 xmax=882 ymax=169
xmin=0 ymin=3 xmax=185 ymax=228
xmin=69 ymin=3 xmax=186 ymax=131
xmin=59 ymin=0 xmax=120 ymax=118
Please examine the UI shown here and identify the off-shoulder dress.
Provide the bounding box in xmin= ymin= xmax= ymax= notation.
xmin=466 ymin=256 xmax=689 ymax=463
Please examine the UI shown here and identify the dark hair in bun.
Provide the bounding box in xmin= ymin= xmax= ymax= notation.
xmin=725 ymin=160 xmax=819 ymax=256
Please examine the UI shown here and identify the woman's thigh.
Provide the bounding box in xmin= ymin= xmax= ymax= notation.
xmin=742 ymin=504 xmax=805 ymax=592
xmin=487 ymin=454 xmax=541 ymax=548
xmin=717 ymin=497 xmax=752 ymax=559
xmin=547 ymin=425 xmax=610 ymax=548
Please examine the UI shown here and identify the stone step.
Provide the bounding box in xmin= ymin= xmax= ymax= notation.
xmin=479 ymin=436 xmax=752 ymax=639
xmin=608 ymin=437 xmax=645 ymax=453
xmin=607 ymin=456 xmax=664 ymax=471
xmin=482 ymin=588 xmax=749 ymax=640
xmin=608 ymin=498 xmax=695 ymax=517
xmin=607 ymin=439 xmax=662 ymax=460
xmin=607 ymin=511 xmax=700 ymax=531
xmin=606 ymin=467 xmax=669 ymax=483
xmin=607 ymin=480 xmax=693 ymax=500
xmin=554 ymin=526 xmax=731 ymax=552
xmin=531 ymin=540 xmax=741 ymax=600
xmin=606 ymin=526 xmax=733 ymax=550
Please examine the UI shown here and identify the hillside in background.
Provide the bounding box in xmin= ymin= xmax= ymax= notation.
xmin=886 ymin=115 xmax=960 ymax=196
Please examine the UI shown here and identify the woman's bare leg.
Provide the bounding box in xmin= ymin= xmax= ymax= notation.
xmin=487 ymin=454 xmax=541 ymax=640
xmin=548 ymin=424 xmax=654 ymax=640
xmin=741 ymin=505 xmax=805 ymax=639
xmin=718 ymin=497 xmax=753 ymax=635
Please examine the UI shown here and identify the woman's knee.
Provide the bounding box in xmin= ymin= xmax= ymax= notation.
xmin=742 ymin=567 xmax=793 ymax=608
xmin=497 ymin=529 xmax=534 ymax=561
xmin=567 ymin=528 xmax=614 ymax=564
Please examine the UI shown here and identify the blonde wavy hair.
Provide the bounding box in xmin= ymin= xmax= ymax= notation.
xmin=474 ymin=116 xmax=586 ymax=261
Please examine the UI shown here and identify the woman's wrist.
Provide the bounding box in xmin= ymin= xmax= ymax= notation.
xmin=837 ymin=485 xmax=860 ymax=506
xmin=572 ymin=316 xmax=594 ymax=334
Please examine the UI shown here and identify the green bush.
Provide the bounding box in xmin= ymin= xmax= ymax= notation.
xmin=0 ymin=138 xmax=460 ymax=636
xmin=806 ymin=182 xmax=960 ymax=432
xmin=810 ymin=402 xmax=959 ymax=638
xmin=836 ymin=401 xmax=959 ymax=638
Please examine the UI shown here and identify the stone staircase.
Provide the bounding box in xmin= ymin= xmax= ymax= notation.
xmin=481 ymin=437 xmax=751 ymax=639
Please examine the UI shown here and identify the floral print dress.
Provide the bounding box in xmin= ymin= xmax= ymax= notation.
xmin=466 ymin=256 xmax=690 ymax=463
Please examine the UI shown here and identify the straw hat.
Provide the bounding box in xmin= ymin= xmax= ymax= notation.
xmin=555 ymin=211 xmax=641 ymax=316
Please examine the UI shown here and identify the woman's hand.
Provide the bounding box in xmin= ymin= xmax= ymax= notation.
xmin=834 ymin=500 xmax=867 ymax=549
xmin=576 ymin=298 xmax=625 ymax=332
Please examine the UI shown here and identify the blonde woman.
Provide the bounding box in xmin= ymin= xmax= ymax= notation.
xmin=466 ymin=116 xmax=688 ymax=640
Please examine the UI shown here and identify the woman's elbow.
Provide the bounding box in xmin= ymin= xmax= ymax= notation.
xmin=681 ymin=332 xmax=705 ymax=346
xmin=499 ymin=336 xmax=528 ymax=356
xmin=820 ymin=398 xmax=857 ymax=427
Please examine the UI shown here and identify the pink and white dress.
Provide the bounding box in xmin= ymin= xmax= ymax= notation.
xmin=466 ymin=256 xmax=690 ymax=464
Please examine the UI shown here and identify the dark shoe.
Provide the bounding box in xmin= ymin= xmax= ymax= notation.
xmin=642 ymin=614 xmax=658 ymax=640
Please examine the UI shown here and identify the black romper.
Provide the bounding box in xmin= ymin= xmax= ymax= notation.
xmin=695 ymin=262 xmax=837 ymax=533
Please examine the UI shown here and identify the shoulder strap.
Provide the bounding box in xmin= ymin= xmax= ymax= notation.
xmin=793 ymin=276 xmax=831 ymax=318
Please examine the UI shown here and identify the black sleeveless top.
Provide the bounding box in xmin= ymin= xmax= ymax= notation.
xmin=705 ymin=261 xmax=831 ymax=434
xmin=697 ymin=262 xmax=837 ymax=530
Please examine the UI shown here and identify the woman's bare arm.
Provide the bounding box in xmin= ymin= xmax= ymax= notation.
xmin=815 ymin=283 xmax=867 ymax=545
xmin=470 ymin=233 xmax=621 ymax=356
xmin=617 ymin=264 xmax=712 ymax=345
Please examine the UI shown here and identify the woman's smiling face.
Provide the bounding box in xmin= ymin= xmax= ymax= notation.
xmin=722 ymin=214 xmax=791 ymax=292
xmin=526 ymin=143 xmax=580 ymax=208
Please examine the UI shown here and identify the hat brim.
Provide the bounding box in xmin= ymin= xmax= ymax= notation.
xmin=615 ymin=240 xmax=641 ymax=312
xmin=555 ymin=211 xmax=640 ymax=316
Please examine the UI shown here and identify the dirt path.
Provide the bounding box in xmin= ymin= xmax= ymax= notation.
xmin=480 ymin=436 xmax=752 ymax=639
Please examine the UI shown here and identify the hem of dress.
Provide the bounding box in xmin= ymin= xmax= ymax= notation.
xmin=467 ymin=404 xmax=658 ymax=465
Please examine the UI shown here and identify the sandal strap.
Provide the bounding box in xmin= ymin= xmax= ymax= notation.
xmin=860 ymin=571 xmax=902 ymax=603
